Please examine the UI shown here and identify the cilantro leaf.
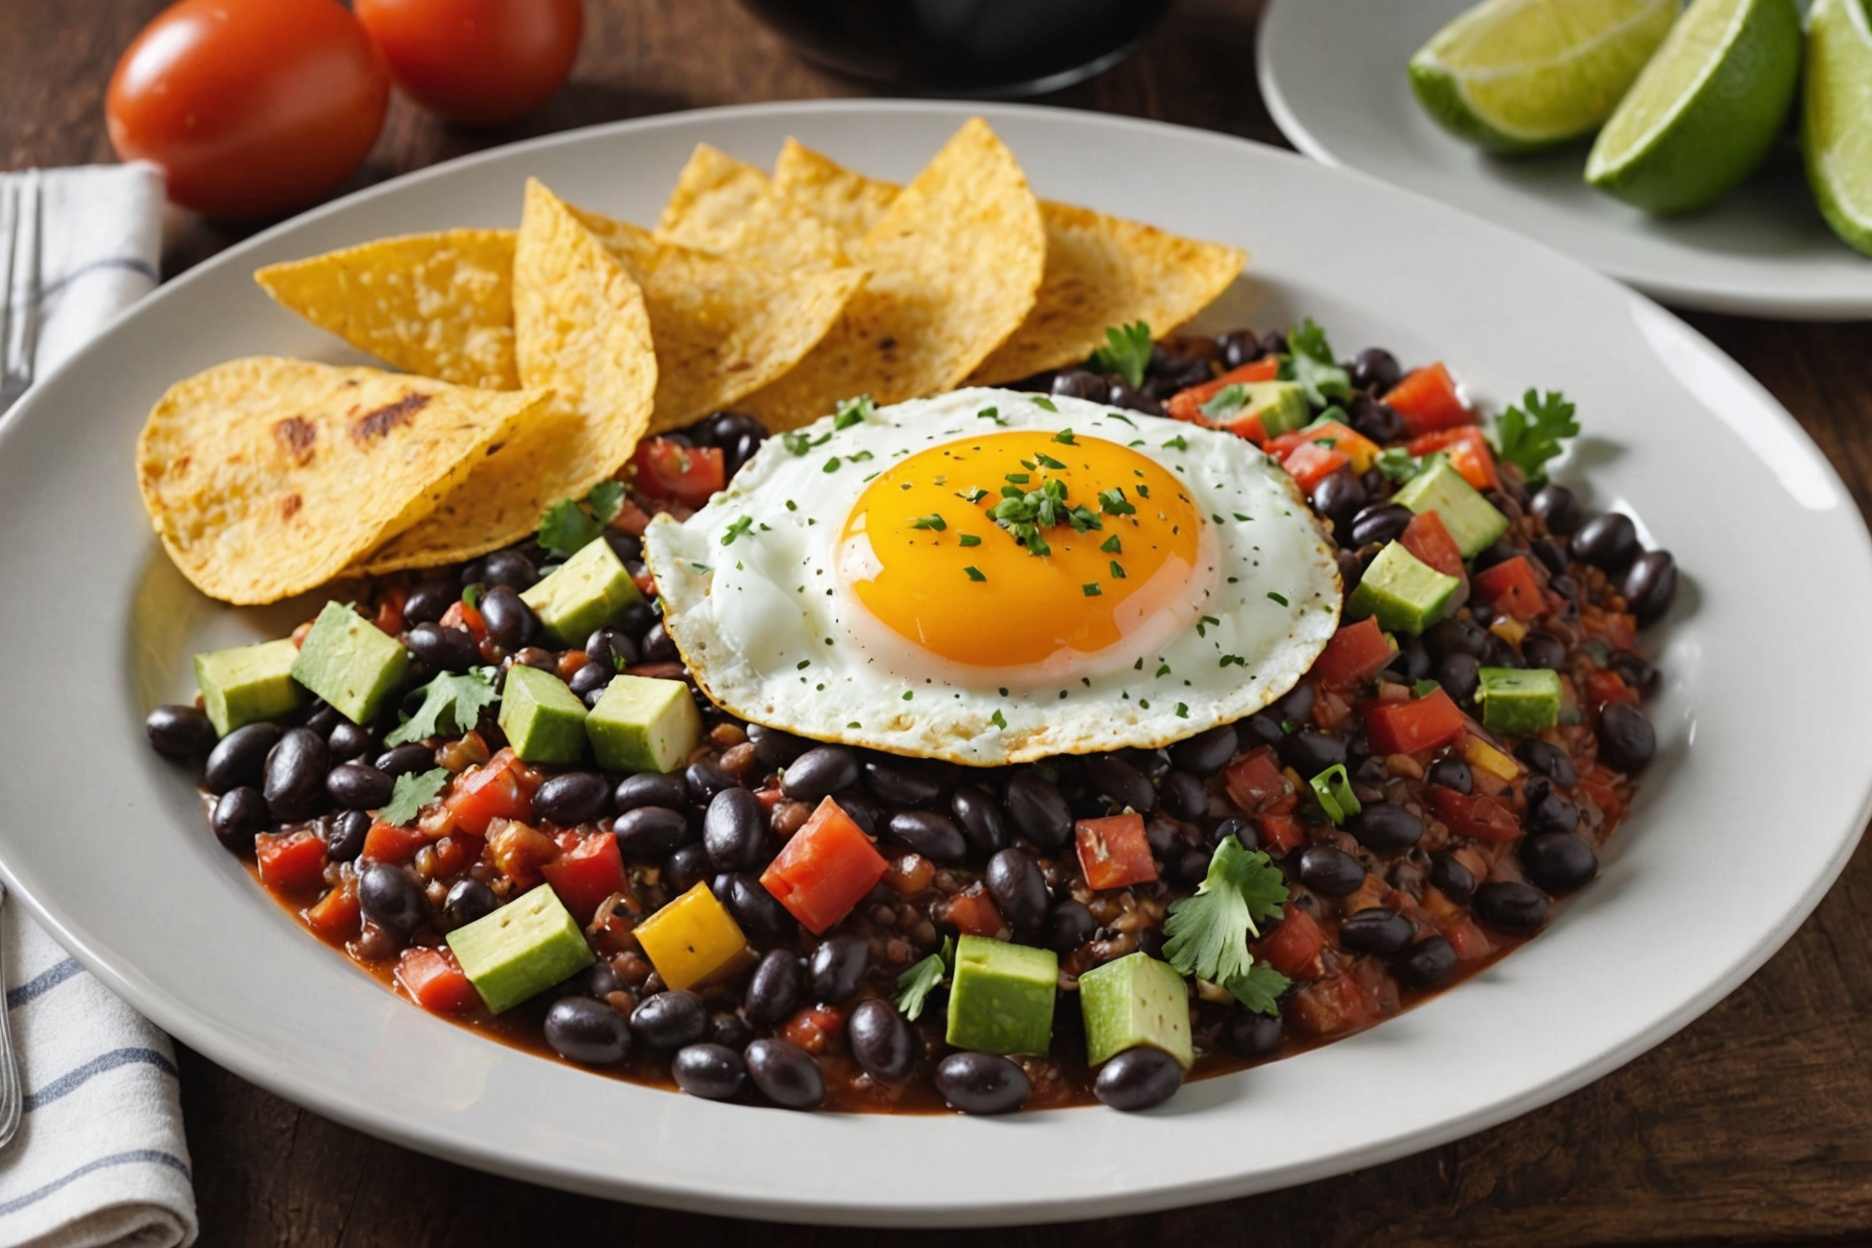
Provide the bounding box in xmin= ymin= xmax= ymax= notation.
xmin=385 ymin=667 xmax=499 ymax=746
xmin=381 ymin=767 xmax=449 ymax=826
xmin=1089 ymin=321 xmax=1152 ymax=389
xmin=1491 ymin=388 xmax=1579 ymax=485
xmin=1281 ymin=317 xmax=1352 ymax=408
xmin=538 ymin=481 xmax=626 ymax=558
xmin=1201 ymin=384 xmax=1249 ymax=421
xmin=894 ymin=936 xmax=954 ymax=1021
xmin=1228 ymin=963 xmax=1293 ymax=1016
xmin=783 ymin=429 xmax=832 ymax=455
xmin=1374 ymin=446 xmax=1422 ymax=483
xmin=833 ymin=394 xmax=876 ymax=429
xmin=1162 ymin=835 xmax=1288 ymax=1001
xmin=585 ymin=480 xmax=625 ymax=526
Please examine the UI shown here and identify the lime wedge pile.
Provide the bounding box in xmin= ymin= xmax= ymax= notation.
xmin=1804 ymin=0 xmax=1872 ymax=256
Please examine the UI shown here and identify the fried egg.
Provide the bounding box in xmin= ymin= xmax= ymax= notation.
xmin=641 ymin=388 xmax=1341 ymax=765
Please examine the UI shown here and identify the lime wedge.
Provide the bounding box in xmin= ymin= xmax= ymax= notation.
xmin=1408 ymin=0 xmax=1679 ymax=154
xmin=1584 ymin=0 xmax=1801 ymax=215
xmin=1803 ymin=0 xmax=1872 ymax=257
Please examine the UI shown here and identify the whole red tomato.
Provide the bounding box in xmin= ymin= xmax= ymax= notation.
xmin=106 ymin=0 xmax=389 ymax=221
xmin=355 ymin=0 xmax=584 ymax=125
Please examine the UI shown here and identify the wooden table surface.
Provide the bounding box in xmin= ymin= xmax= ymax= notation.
xmin=7 ymin=2 xmax=1872 ymax=1244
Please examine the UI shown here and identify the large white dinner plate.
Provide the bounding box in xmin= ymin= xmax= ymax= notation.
xmin=1 ymin=101 xmax=1868 ymax=1226
xmin=1258 ymin=0 xmax=1872 ymax=320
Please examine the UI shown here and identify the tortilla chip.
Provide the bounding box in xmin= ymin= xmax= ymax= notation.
xmin=136 ymin=358 xmax=545 ymax=604
xmin=773 ymin=140 xmax=1247 ymax=385
xmin=357 ymin=181 xmax=658 ymax=573
xmin=254 ymin=232 xmax=519 ymax=389
xmin=728 ymin=118 xmax=1045 ymax=429
xmin=657 ymin=145 xmax=852 ymax=271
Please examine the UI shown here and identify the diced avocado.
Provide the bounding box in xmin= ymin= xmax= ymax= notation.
xmin=194 ymin=638 xmax=304 ymax=736
xmin=1347 ymin=541 xmax=1460 ymax=635
xmin=586 ymin=674 xmax=701 ymax=773
xmin=1476 ymin=667 xmax=1561 ymax=736
xmin=519 ymin=538 xmax=642 ymax=646
xmin=1392 ymin=457 xmax=1508 ymax=559
xmin=498 ymin=665 xmax=588 ymax=764
xmin=632 ymin=881 xmax=750 ymax=991
xmin=1079 ymin=951 xmax=1193 ymax=1069
xmin=1215 ymin=380 xmax=1309 ymax=436
xmin=446 ymin=883 xmax=594 ymax=1013
xmin=290 ymin=602 xmax=410 ymax=726
xmin=945 ymin=934 xmax=1058 ymax=1056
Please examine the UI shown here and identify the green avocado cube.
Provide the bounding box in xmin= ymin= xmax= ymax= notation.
xmin=290 ymin=602 xmax=410 ymax=726
xmin=520 ymin=538 xmax=642 ymax=646
xmin=498 ymin=665 xmax=588 ymax=764
xmin=1347 ymin=541 xmax=1460 ymax=635
xmin=1392 ymin=457 xmax=1508 ymax=559
xmin=945 ymin=934 xmax=1058 ymax=1056
xmin=1477 ymin=667 xmax=1561 ymax=736
xmin=1203 ymin=379 xmax=1309 ymax=436
xmin=1079 ymin=952 xmax=1193 ymax=1069
xmin=586 ymin=674 xmax=701 ymax=773
xmin=446 ymin=884 xmax=594 ymax=1013
xmin=194 ymin=638 xmax=304 ymax=736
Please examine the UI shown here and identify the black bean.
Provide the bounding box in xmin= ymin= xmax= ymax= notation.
xmin=641 ymin=622 xmax=678 ymax=663
xmin=1313 ymin=469 xmax=1368 ymax=530
xmin=685 ymin=760 xmax=735 ymax=804
xmin=711 ymin=1010 xmax=754 ymax=1050
xmin=1157 ymin=770 xmax=1207 ymax=821
xmin=325 ymin=721 xmax=374 ymax=762
xmin=566 ymin=661 xmax=611 ymax=701
xmin=1529 ymin=484 xmax=1582 ymax=535
xmin=1429 ymin=853 xmax=1477 ymax=903
xmin=835 ymin=792 xmax=880 ymax=838
xmin=1471 ymin=541 xmax=1516 ymax=574
xmin=211 ymin=787 xmax=268 ymax=853
xmin=1349 ymin=502 xmax=1412 ymax=548
xmin=443 ymin=878 xmax=499 ymax=928
xmin=704 ymin=787 xmax=768 ymax=871
xmin=1241 ymin=712 xmax=1284 ymax=749
xmin=950 ymin=785 xmax=1010 ymax=855
xmin=1521 ymin=631 xmax=1568 ymax=672
xmin=985 ymin=849 xmax=1049 ymax=936
xmin=1217 ymin=329 xmax=1265 ymax=369
xmin=1438 ymin=653 xmax=1481 ymax=704
xmin=477 ymin=548 xmax=534 ymax=590
xmin=1526 ymin=787 xmax=1580 ymax=837
xmin=321 ymin=809 xmax=370 ymax=862
xmin=1526 ymin=538 xmax=1565 ymax=577
xmin=1608 ymin=649 xmax=1659 ymax=697
xmin=664 ymin=843 xmax=712 ymax=895
xmin=1350 ymin=346 xmax=1402 ymax=393
xmin=1475 ymin=881 xmax=1551 ymax=930
xmin=618 ymin=600 xmax=657 ymax=639
xmin=326 ymin=761 xmax=392 ymax=812
xmin=808 ymin=936 xmax=869 ymax=1002
xmin=1598 ymin=703 xmax=1656 ymax=771
xmin=1005 ymin=771 xmax=1073 ymax=850
xmin=1295 ymin=845 xmax=1365 ymax=897
xmin=304 ymin=704 xmax=342 ymax=735
xmin=1348 ymin=393 xmax=1405 ymax=442
xmin=1169 ymin=723 xmax=1237 ymax=775
xmin=745 ymin=1038 xmax=824 ymax=1109
xmin=615 ymin=771 xmax=688 ymax=812
xmin=1226 ymin=1010 xmax=1283 ymax=1058
xmin=1396 ymin=936 xmax=1458 ymax=987
xmin=1388 ymin=637 xmax=1432 ymax=682
xmin=1106 ymin=381 xmax=1164 ymax=416
xmin=402 ymin=579 xmax=456 ymax=626
xmin=723 ymin=873 xmax=795 ymax=943
xmin=373 ymin=743 xmax=435 ymax=777
xmin=146 ymin=705 xmax=217 ymax=760
xmin=1211 ymin=816 xmax=1258 ymax=852
xmin=782 ymin=746 xmax=860 ymax=801
xmin=722 ymin=430 xmax=763 ymax=477
xmin=1094 ymin=1046 xmax=1183 ymax=1111
xmin=405 ymin=623 xmax=480 ymax=673
xmin=263 ymin=728 xmax=330 ymax=820
xmin=671 ymin=1043 xmax=747 ymax=1100
xmin=1143 ymin=816 xmax=1179 ymax=857
xmin=1425 ymin=618 xmax=1489 ymax=661
xmin=1483 ymin=635 xmax=1522 ymax=670
xmin=1571 ymin=512 xmax=1638 ymax=571
xmin=1052 ymin=369 xmax=1110 ymax=403
xmin=1275 ymin=682 xmax=1317 ymax=724
xmin=1621 ymin=551 xmax=1677 ymax=626
xmin=743 ymin=949 xmax=805 ymax=1026
xmin=1427 ymin=757 xmax=1472 ymax=794
xmin=204 ymin=723 xmax=283 ymax=795
xmin=1045 ymin=900 xmax=1098 ymax=953
xmin=511 ymin=646 xmax=557 ymax=676
xmin=533 ymin=771 xmax=611 ymax=825
xmin=1350 ymin=801 xmax=1424 ymax=852
xmin=933 ymin=1052 xmax=1030 ymax=1115
xmin=1521 ymin=832 xmax=1598 ymax=893
xmin=544 ymin=997 xmax=631 ymax=1065
xmin=584 ymin=627 xmax=639 ymax=672
xmin=845 ymin=998 xmax=917 ymax=1082
xmin=747 ymin=723 xmax=808 ymax=769
xmin=1516 ymin=740 xmax=1575 ymax=788
xmin=886 ymin=811 xmax=967 ymax=863
xmin=1340 ymin=907 xmax=1414 ymax=955
xmin=864 ymin=757 xmax=943 ymax=806
xmin=477 ymin=586 xmax=535 ymax=648
xmin=1278 ymin=730 xmax=1344 ymax=776
xmin=613 ymin=806 xmax=692 ymax=858
xmin=630 ymin=989 xmax=709 ymax=1049
xmin=358 ymin=863 xmax=427 ymax=938
xmin=1083 ymin=754 xmax=1154 ymax=813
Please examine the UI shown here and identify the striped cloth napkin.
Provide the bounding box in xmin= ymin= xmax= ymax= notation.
xmin=0 ymin=165 xmax=195 ymax=1248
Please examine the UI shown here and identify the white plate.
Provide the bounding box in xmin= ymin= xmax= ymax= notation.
xmin=1258 ymin=0 xmax=1872 ymax=320
xmin=1 ymin=101 xmax=1868 ymax=1226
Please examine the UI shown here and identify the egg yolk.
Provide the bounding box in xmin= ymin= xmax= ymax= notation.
xmin=839 ymin=431 xmax=1205 ymax=668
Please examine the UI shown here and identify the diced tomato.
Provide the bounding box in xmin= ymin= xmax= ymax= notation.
xmin=760 ymin=797 xmax=889 ymax=934
xmin=1311 ymin=618 xmax=1397 ymax=690
xmin=1164 ymin=357 xmax=1281 ymax=426
xmin=485 ymin=817 xmax=561 ymax=888
xmin=255 ymin=829 xmax=328 ymax=893
xmin=539 ymin=832 xmax=625 ymax=924
xmin=883 ymin=852 xmax=935 ymax=897
xmin=1474 ymin=556 xmax=1546 ymax=622
xmin=1419 ymin=885 xmax=1495 ymax=960
xmin=1407 ymin=425 xmax=1499 ymax=491
xmin=372 ymin=587 xmax=407 ymax=638
xmin=1399 ymin=510 xmax=1467 ymax=581
xmin=943 ymin=884 xmax=1004 ymax=937
xmin=1268 ymin=420 xmax=1380 ymax=472
xmin=610 ymin=498 xmax=652 ymax=536
xmin=303 ymin=877 xmax=360 ymax=941
xmin=1255 ymin=812 xmax=1306 ymax=855
xmin=633 ymin=438 xmax=725 ymax=507
xmin=754 ymin=785 xmax=785 ymax=813
xmin=438 ymin=598 xmax=486 ymax=642
xmin=395 ymin=946 xmax=478 ymax=1015
xmin=1584 ymin=667 xmax=1640 ymax=711
xmin=1291 ymin=972 xmax=1382 ymax=1037
xmin=1074 ymin=813 xmax=1158 ymax=891
xmin=1577 ymin=763 xmax=1627 ymax=821
xmin=429 ymin=834 xmax=477 ymax=878
xmin=1258 ymin=906 xmax=1326 ymax=980
xmin=1426 ymin=786 xmax=1521 ymax=843
xmin=779 ymin=1004 xmax=847 ymax=1055
xmin=361 ymin=820 xmax=427 ymax=864
xmin=444 ymin=748 xmax=535 ymax=837
xmin=1279 ymin=440 xmax=1352 ymax=493
xmin=1383 ymin=363 xmax=1471 ymax=435
xmin=1365 ymin=688 xmax=1467 ymax=755
xmin=1220 ymin=746 xmax=1285 ymax=814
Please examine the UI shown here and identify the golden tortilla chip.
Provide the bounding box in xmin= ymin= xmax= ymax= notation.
xmin=357 ymin=181 xmax=657 ymax=573
xmin=774 ymin=139 xmax=1247 ymax=386
xmin=728 ymin=118 xmax=1045 ymax=429
xmin=254 ymin=231 xmax=519 ymax=389
xmin=657 ymin=145 xmax=852 ymax=271
xmin=136 ymin=358 xmax=545 ymax=604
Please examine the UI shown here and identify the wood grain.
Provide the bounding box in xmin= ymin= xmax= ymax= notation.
xmin=6 ymin=2 xmax=1872 ymax=1245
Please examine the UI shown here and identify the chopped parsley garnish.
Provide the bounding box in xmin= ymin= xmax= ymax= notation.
xmin=847 ymin=449 xmax=875 ymax=463
xmin=832 ymin=393 xmax=875 ymax=430
xmin=902 ymin=691 xmax=914 ymax=701
xmin=990 ymin=708 xmax=1008 ymax=729
xmin=720 ymin=515 xmax=755 ymax=546
xmin=1101 ymin=535 xmax=1122 ymax=554
xmin=1054 ymin=429 xmax=1077 ymax=446
xmin=1220 ymin=654 xmax=1247 ymax=667
xmin=1266 ymin=591 xmax=1290 ymax=607
xmin=1088 ymin=320 xmax=1152 ymax=388
xmin=1491 ymin=388 xmax=1579 ymax=486
xmin=1162 ymin=836 xmax=1292 ymax=1016
xmin=783 ymin=429 xmax=832 ymax=455
xmin=1005 ymin=472 xmax=1030 ymax=484
xmin=1155 ymin=663 xmax=1172 ymax=678
xmin=1196 ymin=614 xmax=1220 ymax=637
xmin=822 ymin=456 xmax=842 ymax=473
xmin=537 ymin=480 xmax=625 ymax=559
xmin=1200 ymin=384 xmax=1249 ymax=421
xmin=910 ymin=513 xmax=947 ymax=531
xmin=1109 ymin=560 xmax=1126 ymax=579
xmin=1035 ymin=452 xmax=1068 ymax=470
xmin=964 ymin=565 xmax=986 ymax=582
xmin=1082 ymin=582 xmax=1102 ymax=597
xmin=381 ymin=767 xmax=450 ymax=827
xmin=978 ymin=406 xmax=1006 ymax=426
xmin=1098 ymin=487 xmax=1136 ymax=516
xmin=1031 ymin=396 xmax=1058 ymax=413
xmin=1281 ymin=317 xmax=1352 ymax=408
xmin=988 ymin=475 xmax=1101 ymax=556
xmin=894 ymin=936 xmax=954 ymax=1021
xmin=1412 ymin=678 xmax=1441 ymax=698
xmin=385 ymin=668 xmax=498 ymax=747
xmin=958 ymin=487 xmax=988 ymax=503
xmin=1175 ymin=702 xmax=1189 ymax=718
xmin=1375 ymin=446 xmax=1423 ymax=483
xmin=1162 ymin=434 xmax=1189 ymax=451
xmin=959 ymin=533 xmax=981 ymax=547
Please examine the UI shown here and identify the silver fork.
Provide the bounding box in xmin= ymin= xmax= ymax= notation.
xmin=0 ymin=175 xmax=43 ymax=415
xmin=0 ymin=884 xmax=22 ymax=1148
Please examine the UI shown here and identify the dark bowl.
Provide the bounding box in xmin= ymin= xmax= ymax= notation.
xmin=737 ymin=0 xmax=1173 ymax=97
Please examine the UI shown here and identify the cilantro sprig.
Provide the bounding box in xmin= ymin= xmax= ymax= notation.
xmin=537 ymin=480 xmax=625 ymax=559
xmin=1491 ymin=388 xmax=1579 ymax=486
xmin=894 ymin=936 xmax=954 ymax=1021
xmin=381 ymin=767 xmax=449 ymax=826
xmin=384 ymin=667 xmax=499 ymax=747
xmin=1089 ymin=321 xmax=1152 ymax=389
xmin=1162 ymin=835 xmax=1292 ymax=1016
xmin=1281 ymin=318 xmax=1352 ymax=408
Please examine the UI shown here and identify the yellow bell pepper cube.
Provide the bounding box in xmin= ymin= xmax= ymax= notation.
xmin=633 ymin=882 xmax=749 ymax=991
xmin=1460 ymin=731 xmax=1524 ymax=783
